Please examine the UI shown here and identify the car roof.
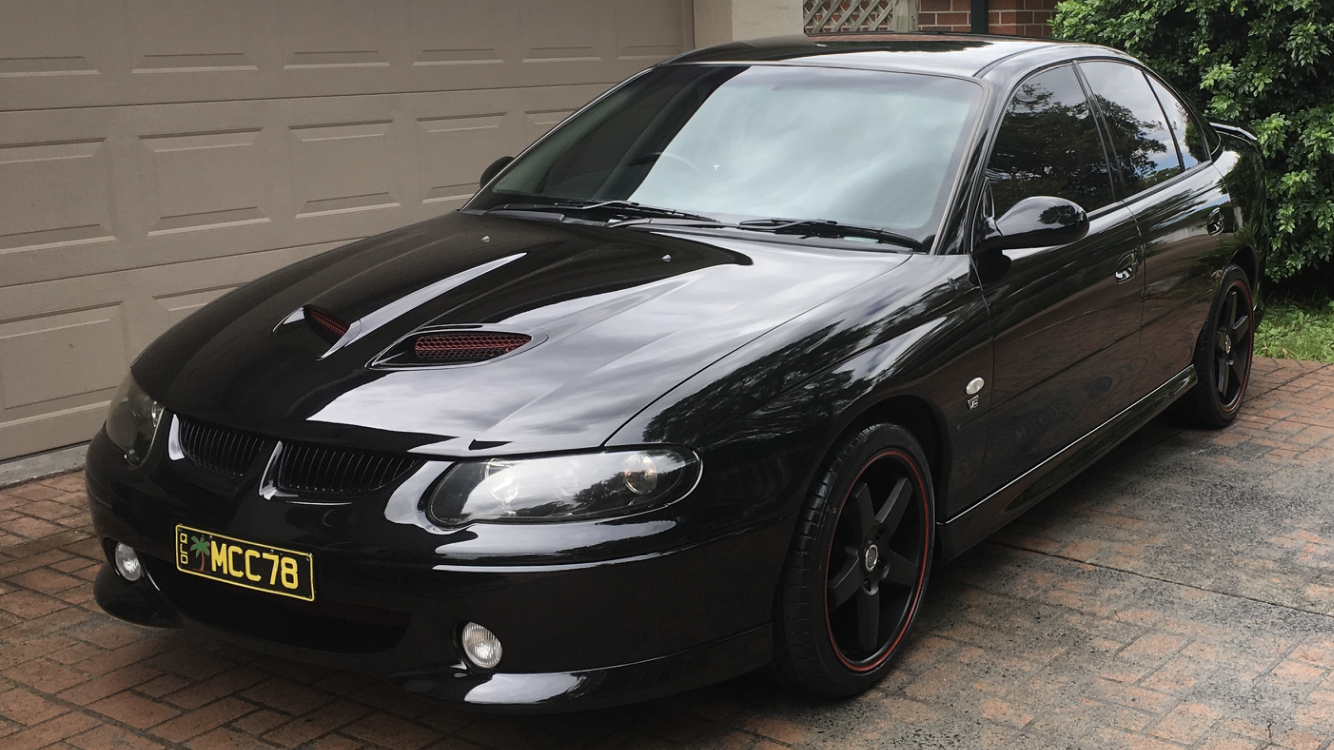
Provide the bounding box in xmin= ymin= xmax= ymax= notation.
xmin=664 ymin=32 xmax=1122 ymax=79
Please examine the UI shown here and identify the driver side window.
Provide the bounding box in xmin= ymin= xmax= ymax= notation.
xmin=987 ymin=64 xmax=1115 ymax=218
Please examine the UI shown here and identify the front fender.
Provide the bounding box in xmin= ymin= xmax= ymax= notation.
xmin=607 ymin=253 xmax=993 ymax=529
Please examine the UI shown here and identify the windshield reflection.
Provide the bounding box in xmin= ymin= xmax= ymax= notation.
xmin=469 ymin=65 xmax=982 ymax=243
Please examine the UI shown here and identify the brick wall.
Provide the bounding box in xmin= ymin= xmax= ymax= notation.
xmin=918 ymin=0 xmax=1058 ymax=38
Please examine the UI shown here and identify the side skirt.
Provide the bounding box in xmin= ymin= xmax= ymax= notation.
xmin=937 ymin=365 xmax=1198 ymax=560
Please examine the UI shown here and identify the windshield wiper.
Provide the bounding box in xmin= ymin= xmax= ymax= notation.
xmin=735 ymin=218 xmax=922 ymax=250
xmin=570 ymin=200 xmax=718 ymax=222
xmin=484 ymin=200 xmax=717 ymax=224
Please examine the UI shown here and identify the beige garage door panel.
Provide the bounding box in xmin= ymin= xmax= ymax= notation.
xmin=0 ymin=1 xmax=693 ymax=461
xmin=0 ymin=83 xmax=612 ymax=290
xmin=1 ymin=0 xmax=694 ymax=112
xmin=0 ymin=241 xmax=339 ymax=459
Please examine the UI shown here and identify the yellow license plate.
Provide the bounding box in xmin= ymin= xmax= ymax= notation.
xmin=175 ymin=524 xmax=314 ymax=602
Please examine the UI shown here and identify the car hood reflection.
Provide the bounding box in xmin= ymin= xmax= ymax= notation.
xmin=133 ymin=211 xmax=908 ymax=454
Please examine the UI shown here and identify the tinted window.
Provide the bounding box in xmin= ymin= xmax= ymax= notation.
xmin=481 ymin=65 xmax=983 ymax=239
xmin=1147 ymin=75 xmax=1210 ymax=168
xmin=1078 ymin=61 xmax=1182 ymax=194
xmin=987 ymin=64 xmax=1114 ymax=217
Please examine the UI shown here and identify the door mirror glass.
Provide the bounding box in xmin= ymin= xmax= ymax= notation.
xmin=981 ymin=196 xmax=1089 ymax=251
xmin=480 ymin=156 xmax=514 ymax=188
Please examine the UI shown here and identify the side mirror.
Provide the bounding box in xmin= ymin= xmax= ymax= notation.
xmin=980 ymin=196 xmax=1089 ymax=252
xmin=479 ymin=156 xmax=513 ymax=189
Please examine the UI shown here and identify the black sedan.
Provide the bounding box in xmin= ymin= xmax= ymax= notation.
xmin=86 ymin=33 xmax=1266 ymax=710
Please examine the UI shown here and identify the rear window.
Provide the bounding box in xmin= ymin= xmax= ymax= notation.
xmin=1078 ymin=61 xmax=1183 ymax=195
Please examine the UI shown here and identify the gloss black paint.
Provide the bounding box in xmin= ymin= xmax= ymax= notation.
xmin=86 ymin=33 xmax=1265 ymax=711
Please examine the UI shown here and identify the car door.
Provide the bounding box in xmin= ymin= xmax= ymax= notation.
xmin=1076 ymin=59 xmax=1234 ymax=399
xmin=978 ymin=63 xmax=1146 ymax=489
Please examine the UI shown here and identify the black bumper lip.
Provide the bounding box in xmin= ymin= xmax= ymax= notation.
xmin=92 ymin=558 xmax=771 ymax=712
xmin=388 ymin=626 xmax=772 ymax=713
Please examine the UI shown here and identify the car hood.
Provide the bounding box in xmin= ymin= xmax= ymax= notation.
xmin=134 ymin=211 xmax=909 ymax=456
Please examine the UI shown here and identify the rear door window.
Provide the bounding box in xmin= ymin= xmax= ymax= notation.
xmin=1077 ymin=61 xmax=1183 ymax=195
xmin=987 ymin=64 xmax=1115 ymax=217
xmin=1146 ymin=75 xmax=1211 ymax=168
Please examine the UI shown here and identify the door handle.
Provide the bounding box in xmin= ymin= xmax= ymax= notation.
xmin=1114 ymin=252 xmax=1138 ymax=283
xmin=1207 ymin=207 xmax=1226 ymax=235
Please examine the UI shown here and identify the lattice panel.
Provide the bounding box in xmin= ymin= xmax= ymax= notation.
xmin=804 ymin=0 xmax=919 ymax=34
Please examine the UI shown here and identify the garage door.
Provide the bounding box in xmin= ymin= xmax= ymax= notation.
xmin=0 ymin=0 xmax=694 ymax=461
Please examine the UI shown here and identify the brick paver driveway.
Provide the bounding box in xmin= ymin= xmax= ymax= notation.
xmin=1 ymin=358 xmax=1331 ymax=750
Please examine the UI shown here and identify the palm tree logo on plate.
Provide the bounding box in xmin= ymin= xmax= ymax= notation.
xmin=188 ymin=535 xmax=209 ymax=572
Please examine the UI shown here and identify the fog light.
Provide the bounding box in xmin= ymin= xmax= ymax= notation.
xmin=461 ymin=622 xmax=502 ymax=669
xmin=113 ymin=543 xmax=143 ymax=582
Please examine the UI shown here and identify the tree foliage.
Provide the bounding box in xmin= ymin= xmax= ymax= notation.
xmin=1053 ymin=0 xmax=1334 ymax=282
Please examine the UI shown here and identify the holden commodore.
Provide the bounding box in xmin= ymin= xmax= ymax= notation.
xmin=86 ymin=33 xmax=1266 ymax=710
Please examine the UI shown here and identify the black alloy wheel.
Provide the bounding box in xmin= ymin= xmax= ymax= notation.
xmin=775 ymin=423 xmax=934 ymax=697
xmin=1178 ymin=265 xmax=1254 ymax=428
xmin=1212 ymin=280 xmax=1252 ymax=411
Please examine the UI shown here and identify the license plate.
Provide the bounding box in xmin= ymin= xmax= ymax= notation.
xmin=174 ymin=524 xmax=315 ymax=602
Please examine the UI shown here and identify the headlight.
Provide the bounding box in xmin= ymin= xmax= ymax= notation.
xmin=426 ymin=448 xmax=700 ymax=526
xmin=105 ymin=374 xmax=164 ymax=466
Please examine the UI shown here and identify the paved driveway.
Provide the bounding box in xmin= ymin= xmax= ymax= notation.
xmin=0 ymin=358 xmax=1331 ymax=750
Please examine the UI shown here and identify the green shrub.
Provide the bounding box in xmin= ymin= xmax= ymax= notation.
xmin=1052 ymin=0 xmax=1334 ymax=283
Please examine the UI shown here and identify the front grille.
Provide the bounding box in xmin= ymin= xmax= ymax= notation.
xmin=177 ymin=417 xmax=266 ymax=481
xmin=413 ymin=331 xmax=530 ymax=363
xmin=276 ymin=442 xmax=420 ymax=495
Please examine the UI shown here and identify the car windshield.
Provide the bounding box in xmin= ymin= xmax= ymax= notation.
xmin=466 ymin=64 xmax=983 ymax=247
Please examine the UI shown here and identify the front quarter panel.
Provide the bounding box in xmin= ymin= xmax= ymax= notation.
xmin=609 ymin=253 xmax=993 ymax=544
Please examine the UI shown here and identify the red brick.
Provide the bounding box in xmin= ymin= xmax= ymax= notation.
xmin=307 ymin=736 xmax=366 ymax=750
xmin=1151 ymin=703 xmax=1222 ymax=744
xmin=87 ymin=691 xmax=181 ymax=729
xmin=1196 ymin=736 xmax=1260 ymax=750
xmin=69 ymin=723 xmax=168 ymax=750
xmin=1292 ymin=639 xmax=1334 ymax=668
xmin=66 ymin=619 xmax=144 ymax=650
xmin=187 ymin=726 xmax=278 ymax=750
xmin=5 ymin=516 xmax=65 ymax=540
xmin=152 ymin=697 xmax=254 ymax=743
xmin=162 ymin=666 xmax=266 ymax=710
xmin=745 ymin=715 xmax=810 ymax=744
xmin=263 ymin=700 xmax=370 ymax=748
xmin=59 ymin=664 xmax=162 ymax=706
xmin=4 ymin=712 xmax=101 ymax=750
xmin=0 ymin=590 xmax=67 ymax=618
xmin=1090 ymin=727 xmax=1182 ymax=750
xmin=5 ymin=484 xmax=67 ymax=502
xmin=982 ymin=698 xmax=1033 ymax=727
xmin=3 ymin=658 xmax=87 ymax=693
xmin=0 ymin=687 xmax=69 ymax=725
xmin=1270 ymin=660 xmax=1325 ymax=683
xmin=75 ymin=638 xmax=173 ymax=677
xmin=151 ymin=648 xmax=234 ymax=681
xmin=1090 ymin=679 xmax=1175 ymax=714
xmin=230 ymin=709 xmax=287 ymax=736
xmin=342 ymin=713 xmax=439 ymax=750
xmin=240 ymin=677 xmax=332 ymax=717
xmin=1122 ymin=632 xmax=1186 ymax=659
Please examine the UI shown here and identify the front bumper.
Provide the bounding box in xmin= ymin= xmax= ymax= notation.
xmin=92 ymin=564 xmax=771 ymax=711
xmin=86 ymin=427 xmax=785 ymax=710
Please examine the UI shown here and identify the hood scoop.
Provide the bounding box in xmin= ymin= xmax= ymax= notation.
xmin=305 ymin=307 xmax=350 ymax=343
xmin=414 ymin=331 xmax=531 ymax=362
xmin=371 ymin=326 xmax=542 ymax=369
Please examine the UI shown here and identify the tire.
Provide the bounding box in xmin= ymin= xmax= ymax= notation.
xmin=1176 ymin=265 xmax=1254 ymax=428
xmin=774 ymin=423 xmax=935 ymax=697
